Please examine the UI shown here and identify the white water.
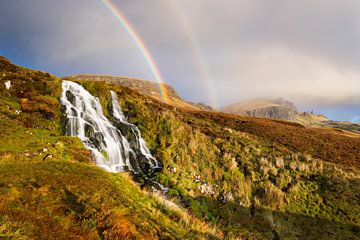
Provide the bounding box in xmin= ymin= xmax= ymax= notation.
xmin=60 ymin=80 xmax=160 ymax=174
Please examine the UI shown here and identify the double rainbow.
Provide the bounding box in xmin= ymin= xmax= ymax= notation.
xmin=168 ymin=0 xmax=218 ymax=108
xmin=99 ymin=0 xmax=217 ymax=107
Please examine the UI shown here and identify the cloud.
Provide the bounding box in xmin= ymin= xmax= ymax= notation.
xmin=0 ymin=0 xmax=359 ymax=120
xmin=212 ymin=46 xmax=360 ymax=107
xmin=0 ymin=0 xmax=155 ymax=78
xmin=168 ymin=0 xmax=360 ymax=108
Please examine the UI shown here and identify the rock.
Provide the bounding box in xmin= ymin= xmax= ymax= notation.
xmin=170 ymin=167 xmax=177 ymax=174
xmin=194 ymin=174 xmax=201 ymax=183
xmin=23 ymin=151 xmax=36 ymax=157
xmin=65 ymin=90 xmax=76 ymax=105
xmin=56 ymin=141 xmax=64 ymax=148
xmin=219 ymin=191 xmax=234 ymax=204
xmin=4 ymin=80 xmax=11 ymax=90
xmin=200 ymin=183 xmax=215 ymax=195
xmin=220 ymin=98 xmax=298 ymax=120
xmin=43 ymin=154 xmax=53 ymax=161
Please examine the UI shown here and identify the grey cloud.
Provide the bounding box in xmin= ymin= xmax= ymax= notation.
xmin=0 ymin=0 xmax=359 ymax=121
xmin=169 ymin=0 xmax=360 ymax=108
xmin=0 ymin=0 xmax=155 ymax=78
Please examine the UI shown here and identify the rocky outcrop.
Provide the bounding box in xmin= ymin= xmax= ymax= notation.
xmin=220 ymin=98 xmax=297 ymax=120
xmin=245 ymin=105 xmax=296 ymax=119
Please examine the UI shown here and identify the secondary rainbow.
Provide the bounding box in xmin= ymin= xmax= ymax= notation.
xmin=98 ymin=0 xmax=170 ymax=103
xmin=168 ymin=0 xmax=218 ymax=108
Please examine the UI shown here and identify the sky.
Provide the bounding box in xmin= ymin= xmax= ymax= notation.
xmin=0 ymin=0 xmax=359 ymax=122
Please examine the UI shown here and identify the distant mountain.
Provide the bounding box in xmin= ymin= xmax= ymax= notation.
xmin=220 ymin=98 xmax=298 ymax=120
xmin=221 ymin=98 xmax=360 ymax=137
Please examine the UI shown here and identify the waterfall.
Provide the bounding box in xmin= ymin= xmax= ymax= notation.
xmin=60 ymin=80 xmax=161 ymax=175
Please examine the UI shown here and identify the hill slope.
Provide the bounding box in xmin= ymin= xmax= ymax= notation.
xmin=0 ymin=57 xmax=221 ymax=239
xmin=1 ymin=57 xmax=359 ymax=239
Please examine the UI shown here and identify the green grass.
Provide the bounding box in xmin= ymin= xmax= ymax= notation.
xmin=0 ymin=61 xmax=222 ymax=239
xmin=79 ymin=80 xmax=360 ymax=239
xmin=0 ymin=57 xmax=359 ymax=239
xmin=0 ymin=159 xmax=221 ymax=239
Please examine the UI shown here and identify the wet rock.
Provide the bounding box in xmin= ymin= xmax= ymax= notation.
xmin=65 ymin=90 xmax=76 ymax=105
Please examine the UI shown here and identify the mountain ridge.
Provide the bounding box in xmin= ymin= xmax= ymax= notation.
xmin=65 ymin=74 xmax=182 ymax=100
xmin=65 ymin=74 xmax=213 ymax=111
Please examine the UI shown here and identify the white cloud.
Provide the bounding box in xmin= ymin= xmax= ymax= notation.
xmin=212 ymin=46 xmax=360 ymax=106
xmin=1 ymin=0 xmax=360 ymax=118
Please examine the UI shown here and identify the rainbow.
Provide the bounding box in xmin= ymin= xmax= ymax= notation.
xmin=98 ymin=0 xmax=170 ymax=103
xmin=168 ymin=1 xmax=218 ymax=108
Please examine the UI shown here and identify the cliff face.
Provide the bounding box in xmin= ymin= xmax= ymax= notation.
xmin=221 ymin=98 xmax=298 ymax=120
xmin=245 ymin=105 xmax=297 ymax=119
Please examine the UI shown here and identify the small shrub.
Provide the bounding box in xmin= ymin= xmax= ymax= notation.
xmin=263 ymin=182 xmax=285 ymax=210
xmin=289 ymin=161 xmax=297 ymax=171
xmin=275 ymin=157 xmax=284 ymax=168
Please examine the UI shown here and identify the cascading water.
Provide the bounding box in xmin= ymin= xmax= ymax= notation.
xmin=109 ymin=90 xmax=161 ymax=174
xmin=60 ymin=80 xmax=161 ymax=176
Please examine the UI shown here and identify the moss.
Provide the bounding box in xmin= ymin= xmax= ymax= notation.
xmin=101 ymin=150 xmax=109 ymax=161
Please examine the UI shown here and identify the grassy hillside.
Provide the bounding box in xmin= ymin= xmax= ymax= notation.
xmin=80 ymin=81 xmax=360 ymax=239
xmin=0 ymin=57 xmax=221 ymax=239
xmin=0 ymin=56 xmax=359 ymax=239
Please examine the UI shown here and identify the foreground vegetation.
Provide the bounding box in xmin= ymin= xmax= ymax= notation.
xmin=0 ymin=57 xmax=221 ymax=239
xmin=80 ymin=80 xmax=360 ymax=239
xmin=0 ymin=56 xmax=359 ymax=239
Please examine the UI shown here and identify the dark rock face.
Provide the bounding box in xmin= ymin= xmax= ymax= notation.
xmin=220 ymin=98 xmax=298 ymax=120
xmin=245 ymin=105 xmax=297 ymax=120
